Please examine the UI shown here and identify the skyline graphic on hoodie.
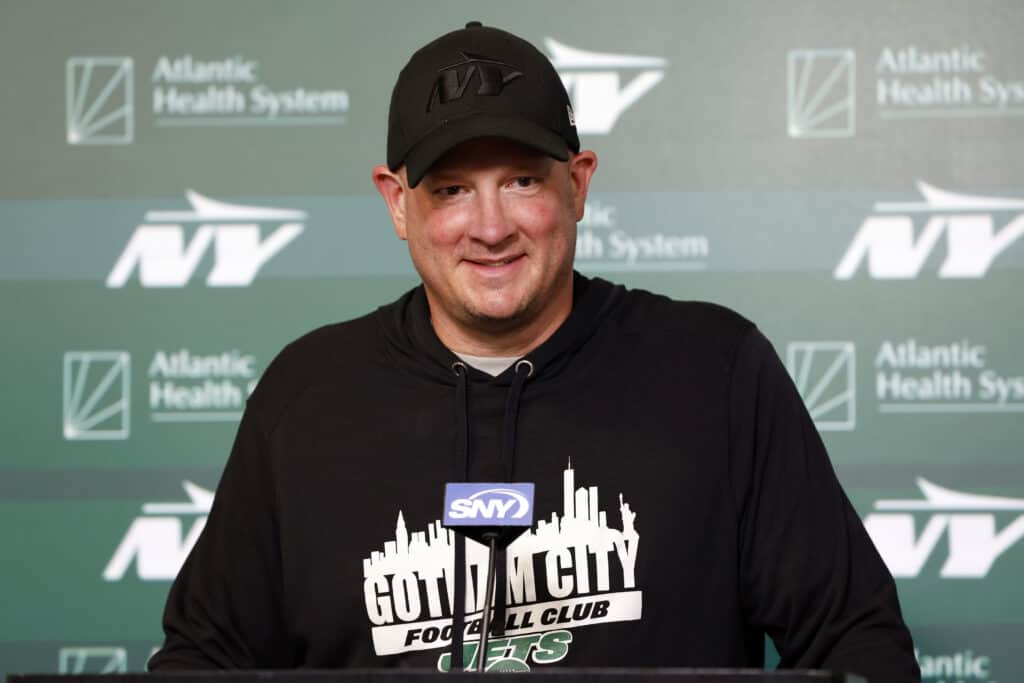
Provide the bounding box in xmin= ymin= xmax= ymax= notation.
xmin=361 ymin=461 xmax=643 ymax=667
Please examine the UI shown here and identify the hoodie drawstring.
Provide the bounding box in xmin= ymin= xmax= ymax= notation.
xmin=449 ymin=362 xmax=469 ymax=670
xmin=491 ymin=359 xmax=533 ymax=637
xmin=447 ymin=358 xmax=532 ymax=671
xmin=500 ymin=360 xmax=533 ymax=479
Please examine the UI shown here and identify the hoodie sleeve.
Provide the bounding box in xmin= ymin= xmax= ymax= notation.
xmin=148 ymin=400 xmax=288 ymax=670
xmin=727 ymin=327 xmax=920 ymax=683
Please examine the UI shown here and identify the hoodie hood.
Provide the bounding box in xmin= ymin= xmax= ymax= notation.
xmin=376 ymin=272 xmax=625 ymax=387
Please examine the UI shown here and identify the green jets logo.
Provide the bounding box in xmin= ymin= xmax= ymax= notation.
xmin=437 ymin=630 xmax=573 ymax=672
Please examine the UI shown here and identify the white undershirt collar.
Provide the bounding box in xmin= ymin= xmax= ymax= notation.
xmin=454 ymin=352 xmax=520 ymax=377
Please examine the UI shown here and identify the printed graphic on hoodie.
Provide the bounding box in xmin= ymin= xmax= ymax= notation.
xmin=361 ymin=462 xmax=643 ymax=670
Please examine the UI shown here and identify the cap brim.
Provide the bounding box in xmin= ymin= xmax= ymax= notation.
xmin=401 ymin=113 xmax=571 ymax=187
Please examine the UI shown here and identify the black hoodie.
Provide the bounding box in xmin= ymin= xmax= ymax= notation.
xmin=150 ymin=274 xmax=920 ymax=682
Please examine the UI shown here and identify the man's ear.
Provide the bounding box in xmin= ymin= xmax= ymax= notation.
xmin=372 ymin=165 xmax=409 ymax=240
xmin=567 ymin=150 xmax=598 ymax=221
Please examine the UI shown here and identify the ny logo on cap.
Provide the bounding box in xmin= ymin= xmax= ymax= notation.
xmin=428 ymin=51 xmax=523 ymax=111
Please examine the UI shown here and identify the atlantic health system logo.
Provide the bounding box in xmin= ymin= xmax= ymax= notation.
xmin=574 ymin=198 xmax=709 ymax=272
xmin=786 ymin=49 xmax=855 ymax=138
xmin=63 ymin=351 xmax=130 ymax=440
xmin=66 ymin=53 xmax=349 ymax=143
xmin=835 ymin=181 xmax=1024 ymax=279
xmin=545 ymin=38 xmax=667 ymax=135
xmin=872 ymin=337 xmax=1024 ymax=414
xmin=62 ymin=348 xmax=261 ymax=440
xmin=107 ymin=191 xmax=305 ymax=288
xmin=66 ymin=57 xmax=134 ymax=145
xmin=785 ymin=342 xmax=856 ymax=431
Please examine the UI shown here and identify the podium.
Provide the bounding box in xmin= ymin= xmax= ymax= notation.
xmin=8 ymin=671 xmax=865 ymax=683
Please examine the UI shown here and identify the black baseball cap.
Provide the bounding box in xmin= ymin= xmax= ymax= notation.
xmin=386 ymin=22 xmax=580 ymax=187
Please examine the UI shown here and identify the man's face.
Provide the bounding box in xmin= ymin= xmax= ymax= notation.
xmin=374 ymin=138 xmax=598 ymax=352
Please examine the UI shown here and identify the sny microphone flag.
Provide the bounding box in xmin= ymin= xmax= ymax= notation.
xmin=443 ymin=483 xmax=535 ymax=527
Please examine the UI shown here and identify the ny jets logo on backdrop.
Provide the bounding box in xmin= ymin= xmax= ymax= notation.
xmin=106 ymin=191 xmax=304 ymax=288
xmin=835 ymin=181 xmax=1024 ymax=279
xmin=428 ymin=52 xmax=523 ymax=110
xmin=104 ymin=481 xmax=214 ymax=581
xmin=545 ymin=38 xmax=667 ymax=134
xmin=863 ymin=478 xmax=1024 ymax=578
xmin=58 ymin=647 xmax=128 ymax=674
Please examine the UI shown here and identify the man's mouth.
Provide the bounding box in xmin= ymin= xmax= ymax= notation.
xmin=466 ymin=255 xmax=523 ymax=267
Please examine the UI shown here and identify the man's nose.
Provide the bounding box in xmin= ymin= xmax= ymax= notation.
xmin=467 ymin=190 xmax=515 ymax=246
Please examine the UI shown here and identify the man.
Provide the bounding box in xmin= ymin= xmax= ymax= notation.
xmin=150 ymin=22 xmax=920 ymax=681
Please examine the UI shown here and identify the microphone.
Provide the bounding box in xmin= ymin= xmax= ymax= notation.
xmin=443 ymin=483 xmax=535 ymax=672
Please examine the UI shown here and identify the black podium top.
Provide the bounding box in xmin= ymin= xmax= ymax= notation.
xmin=8 ymin=670 xmax=865 ymax=683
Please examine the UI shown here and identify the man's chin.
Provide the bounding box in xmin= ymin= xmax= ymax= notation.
xmin=459 ymin=296 xmax=539 ymax=334
xmin=464 ymin=307 xmax=530 ymax=333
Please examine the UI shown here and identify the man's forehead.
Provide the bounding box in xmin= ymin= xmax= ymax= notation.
xmin=422 ymin=137 xmax=557 ymax=179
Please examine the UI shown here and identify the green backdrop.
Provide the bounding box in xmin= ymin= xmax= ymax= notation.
xmin=2 ymin=1 xmax=1022 ymax=680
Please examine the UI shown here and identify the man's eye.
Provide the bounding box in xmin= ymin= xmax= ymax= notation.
xmin=436 ymin=186 xmax=462 ymax=197
xmin=512 ymin=176 xmax=536 ymax=188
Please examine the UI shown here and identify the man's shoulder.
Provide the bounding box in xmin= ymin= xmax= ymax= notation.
xmin=613 ymin=282 xmax=756 ymax=344
xmin=281 ymin=312 xmax=382 ymax=367
xmin=246 ymin=310 xmax=385 ymax=427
